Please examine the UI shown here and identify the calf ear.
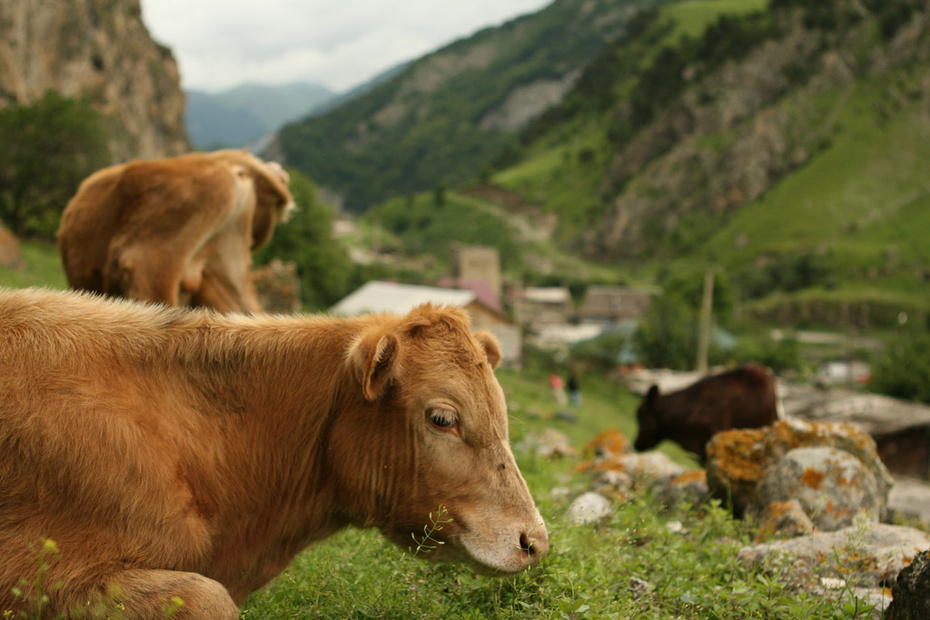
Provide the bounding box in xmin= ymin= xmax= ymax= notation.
xmin=473 ymin=330 xmax=502 ymax=369
xmin=348 ymin=332 xmax=400 ymax=400
xmin=645 ymin=385 xmax=659 ymax=405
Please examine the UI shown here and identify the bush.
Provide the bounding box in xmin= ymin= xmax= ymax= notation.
xmin=569 ymin=327 xmax=635 ymax=372
xmin=868 ymin=327 xmax=930 ymax=404
xmin=253 ymin=169 xmax=354 ymax=310
xmin=634 ymin=295 xmax=698 ymax=370
xmin=0 ymin=91 xmax=110 ymax=239
xmin=732 ymin=333 xmax=804 ymax=374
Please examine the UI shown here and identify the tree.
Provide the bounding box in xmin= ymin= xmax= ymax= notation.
xmin=253 ymin=168 xmax=354 ymax=310
xmin=869 ymin=327 xmax=930 ymax=404
xmin=0 ymin=91 xmax=110 ymax=238
xmin=633 ymin=295 xmax=698 ymax=370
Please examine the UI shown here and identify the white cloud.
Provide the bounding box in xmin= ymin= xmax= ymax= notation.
xmin=140 ymin=0 xmax=552 ymax=93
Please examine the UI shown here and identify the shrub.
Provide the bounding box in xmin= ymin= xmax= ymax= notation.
xmin=253 ymin=169 xmax=354 ymax=310
xmin=868 ymin=327 xmax=930 ymax=404
xmin=0 ymin=91 xmax=110 ymax=239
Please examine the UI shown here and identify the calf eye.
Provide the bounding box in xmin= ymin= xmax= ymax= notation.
xmin=428 ymin=407 xmax=458 ymax=431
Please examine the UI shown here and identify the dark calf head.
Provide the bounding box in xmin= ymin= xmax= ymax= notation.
xmin=633 ymin=384 xmax=662 ymax=452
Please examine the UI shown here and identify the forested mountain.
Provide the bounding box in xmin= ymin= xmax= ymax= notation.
xmin=187 ymin=82 xmax=335 ymax=149
xmin=274 ymin=0 xmax=667 ymax=212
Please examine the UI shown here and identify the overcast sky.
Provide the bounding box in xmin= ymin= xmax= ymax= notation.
xmin=139 ymin=0 xmax=552 ymax=94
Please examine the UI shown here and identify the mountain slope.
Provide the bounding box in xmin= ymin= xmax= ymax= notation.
xmin=487 ymin=0 xmax=930 ymax=325
xmin=275 ymin=0 xmax=667 ymax=212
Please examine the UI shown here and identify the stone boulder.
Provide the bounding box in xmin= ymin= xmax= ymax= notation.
xmin=738 ymin=523 xmax=930 ymax=591
xmin=750 ymin=446 xmax=884 ymax=531
xmin=755 ymin=499 xmax=815 ymax=541
xmin=654 ymin=469 xmax=711 ymax=510
xmin=706 ymin=419 xmax=893 ymax=517
xmin=887 ymin=549 xmax=930 ymax=620
xmin=566 ymin=491 xmax=613 ymax=525
xmin=515 ymin=428 xmax=577 ymax=459
xmin=582 ymin=427 xmax=631 ymax=459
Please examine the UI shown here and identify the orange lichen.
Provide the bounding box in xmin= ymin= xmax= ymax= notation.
xmin=582 ymin=428 xmax=630 ymax=459
xmin=801 ymin=468 xmax=826 ymax=490
xmin=671 ymin=470 xmax=707 ymax=485
xmin=707 ymin=427 xmax=767 ymax=482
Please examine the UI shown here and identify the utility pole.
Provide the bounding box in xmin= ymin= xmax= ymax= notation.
xmin=696 ymin=268 xmax=714 ymax=374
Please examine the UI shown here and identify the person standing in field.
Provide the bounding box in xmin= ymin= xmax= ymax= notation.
xmin=549 ymin=373 xmax=567 ymax=406
xmin=567 ymin=370 xmax=582 ymax=407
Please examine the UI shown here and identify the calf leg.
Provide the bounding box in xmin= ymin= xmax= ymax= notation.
xmin=86 ymin=569 xmax=239 ymax=620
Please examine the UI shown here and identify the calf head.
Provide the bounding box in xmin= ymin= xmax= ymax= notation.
xmin=336 ymin=305 xmax=548 ymax=575
xmin=633 ymin=384 xmax=663 ymax=452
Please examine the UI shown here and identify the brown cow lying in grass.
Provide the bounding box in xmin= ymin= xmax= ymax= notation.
xmin=57 ymin=149 xmax=294 ymax=314
xmin=0 ymin=287 xmax=548 ymax=619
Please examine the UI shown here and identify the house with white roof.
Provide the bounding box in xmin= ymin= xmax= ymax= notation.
xmin=331 ymin=281 xmax=521 ymax=365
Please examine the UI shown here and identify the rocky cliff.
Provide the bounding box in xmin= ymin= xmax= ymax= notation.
xmin=0 ymin=0 xmax=188 ymax=160
xmin=586 ymin=4 xmax=930 ymax=260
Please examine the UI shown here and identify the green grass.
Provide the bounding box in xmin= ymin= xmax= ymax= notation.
xmin=239 ymin=369 xmax=872 ymax=619
xmin=661 ymin=0 xmax=768 ymax=45
xmin=0 ymin=241 xmax=67 ymax=290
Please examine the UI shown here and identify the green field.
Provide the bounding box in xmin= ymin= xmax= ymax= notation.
xmin=0 ymin=241 xmax=67 ymax=290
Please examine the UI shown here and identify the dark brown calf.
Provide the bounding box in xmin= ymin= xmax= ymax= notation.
xmin=633 ymin=364 xmax=778 ymax=461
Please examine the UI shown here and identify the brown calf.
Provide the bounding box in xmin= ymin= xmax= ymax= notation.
xmin=57 ymin=149 xmax=294 ymax=314
xmin=633 ymin=364 xmax=778 ymax=461
xmin=0 ymin=287 xmax=548 ymax=618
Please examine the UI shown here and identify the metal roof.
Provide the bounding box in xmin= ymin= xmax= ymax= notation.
xmin=330 ymin=281 xmax=477 ymax=317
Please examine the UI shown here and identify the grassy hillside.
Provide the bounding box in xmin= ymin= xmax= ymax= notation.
xmin=364 ymin=187 xmax=623 ymax=286
xmin=697 ymin=75 xmax=930 ymax=301
xmin=276 ymin=0 xmax=665 ymax=212
xmin=484 ymin=0 xmax=930 ymax=326
xmin=492 ymin=0 xmax=767 ymax=218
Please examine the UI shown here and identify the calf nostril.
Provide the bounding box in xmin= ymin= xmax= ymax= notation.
xmin=520 ymin=531 xmax=546 ymax=556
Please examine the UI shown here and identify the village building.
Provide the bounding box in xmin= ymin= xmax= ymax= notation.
xmin=451 ymin=245 xmax=502 ymax=302
xmin=330 ymin=280 xmax=522 ymax=365
xmin=578 ymin=285 xmax=652 ymax=325
xmin=511 ymin=286 xmax=573 ymax=331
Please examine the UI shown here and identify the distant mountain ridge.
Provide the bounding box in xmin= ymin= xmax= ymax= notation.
xmin=275 ymin=0 xmax=666 ymax=212
xmin=186 ymin=82 xmax=335 ymax=149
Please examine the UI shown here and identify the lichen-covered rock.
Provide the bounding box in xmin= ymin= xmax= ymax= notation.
xmin=654 ymin=469 xmax=711 ymax=510
xmin=887 ymin=549 xmax=930 ymax=620
xmin=738 ymin=523 xmax=930 ymax=590
xmin=582 ymin=427 xmax=631 ymax=459
xmin=591 ymin=469 xmax=633 ymax=502
xmin=516 ymin=428 xmax=577 ymax=459
xmin=706 ymin=419 xmax=893 ymax=517
xmin=751 ymin=446 xmax=883 ymax=531
xmin=755 ymin=499 xmax=816 ymax=541
xmin=615 ymin=452 xmax=687 ymax=481
xmin=566 ymin=491 xmax=613 ymax=525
